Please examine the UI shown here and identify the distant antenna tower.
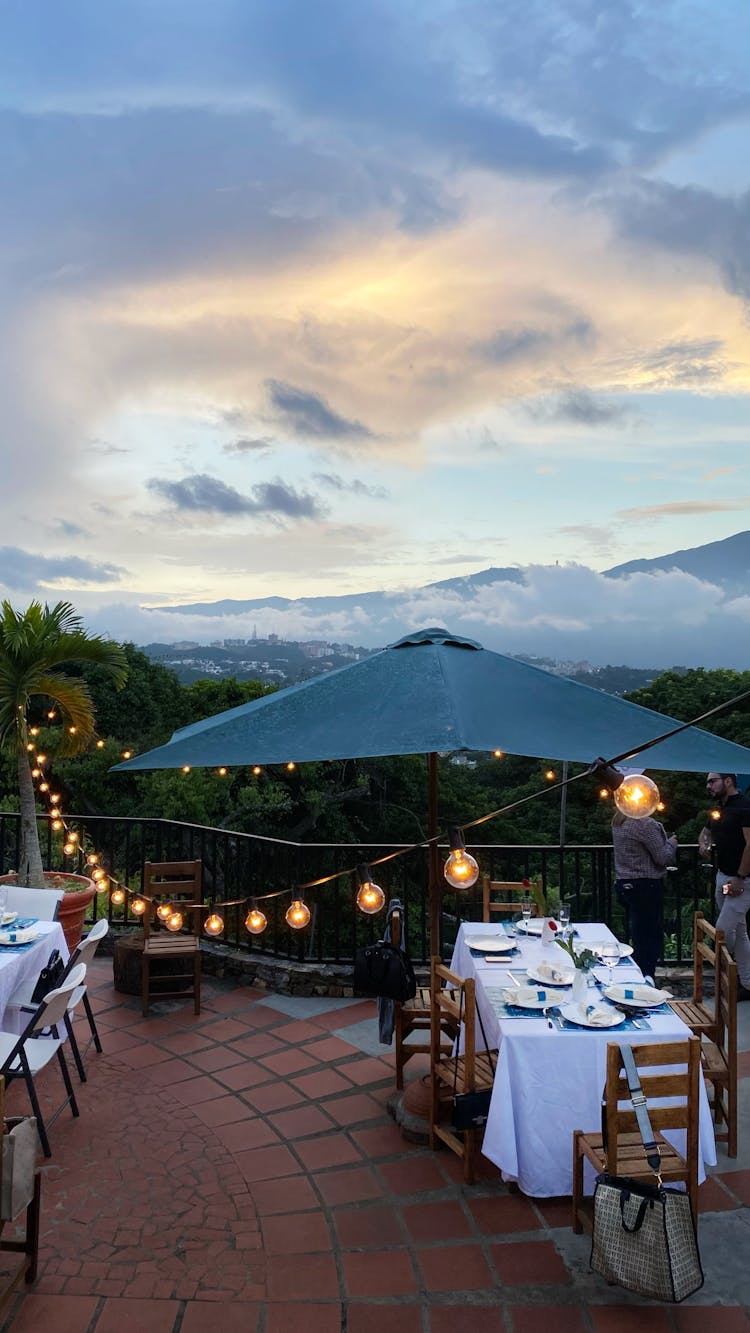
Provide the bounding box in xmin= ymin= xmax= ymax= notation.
xmin=252 ymin=624 xmax=257 ymax=640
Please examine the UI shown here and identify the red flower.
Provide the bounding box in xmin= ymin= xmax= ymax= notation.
xmin=548 ymin=919 xmax=558 ymax=931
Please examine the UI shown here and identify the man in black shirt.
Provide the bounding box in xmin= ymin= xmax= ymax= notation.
xmin=704 ymin=773 xmax=750 ymax=999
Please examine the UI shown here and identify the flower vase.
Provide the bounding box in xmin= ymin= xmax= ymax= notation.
xmin=572 ymin=968 xmax=589 ymax=1004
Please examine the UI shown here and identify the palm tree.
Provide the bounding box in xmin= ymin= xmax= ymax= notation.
xmin=0 ymin=601 xmax=128 ymax=885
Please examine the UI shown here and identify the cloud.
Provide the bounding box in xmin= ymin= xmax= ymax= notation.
xmin=526 ymin=388 xmax=630 ymax=426
xmin=0 ymin=547 xmax=127 ymax=590
xmin=55 ymin=520 xmax=87 ymax=538
xmin=312 ymin=472 xmax=389 ymax=500
xmin=223 ymin=437 xmax=275 ymax=456
xmin=146 ymin=472 xmax=323 ymax=519
xmin=477 ymin=316 xmax=594 ymax=364
xmin=268 ymin=380 xmax=373 ymax=441
xmin=616 ymin=498 xmax=750 ymax=522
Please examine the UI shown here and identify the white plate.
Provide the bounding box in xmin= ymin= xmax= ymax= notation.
xmin=504 ymin=985 xmax=557 ymax=1010
xmin=466 ymin=935 xmax=517 ymax=953
xmin=603 ymin=984 xmax=672 ymax=1008
xmin=559 ymin=1002 xmax=626 ymax=1029
xmin=527 ymin=963 xmax=575 ymax=987
xmin=1 ymin=912 xmax=16 ymax=926
xmin=0 ymin=929 xmax=39 ymax=947
xmin=515 ymin=919 xmax=550 ymax=935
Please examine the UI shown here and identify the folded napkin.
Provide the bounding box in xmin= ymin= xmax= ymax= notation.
xmin=503 ymin=986 xmax=548 ymax=1005
xmin=535 ymin=961 xmax=572 ymax=984
xmin=0 ymin=925 xmax=38 ymax=945
xmin=581 ymin=1005 xmax=616 ymax=1026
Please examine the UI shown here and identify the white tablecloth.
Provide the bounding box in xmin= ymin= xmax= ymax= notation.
xmin=450 ymin=920 xmax=717 ymax=1197
xmin=0 ymin=920 xmax=69 ymax=1034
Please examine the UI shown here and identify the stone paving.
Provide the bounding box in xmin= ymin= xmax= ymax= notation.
xmin=0 ymin=957 xmax=749 ymax=1332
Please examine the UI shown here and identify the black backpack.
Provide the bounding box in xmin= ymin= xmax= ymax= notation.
xmin=353 ymin=941 xmax=417 ymax=1002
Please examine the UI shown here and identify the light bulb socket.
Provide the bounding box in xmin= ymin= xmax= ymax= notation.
xmin=588 ymin=758 xmax=625 ymax=791
xmin=447 ymin=825 xmax=466 ymax=853
xmin=356 ymin=862 xmax=373 ymax=886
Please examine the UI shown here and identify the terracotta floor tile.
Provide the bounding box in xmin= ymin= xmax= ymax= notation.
xmin=343 ymin=1248 xmax=418 ymax=1297
xmin=295 ymin=1133 xmax=362 ymax=1172
xmin=3 ymin=1294 xmax=98 ymax=1333
xmin=233 ymin=1143 xmax=300 ymax=1183
xmin=186 ymin=1044 xmax=245 ymax=1073
xmin=468 ymin=1195 xmax=542 ymax=1234
xmin=429 ymin=1310 xmax=506 ymax=1333
xmin=698 ymin=1176 xmax=741 ymax=1212
xmin=265 ymin=1304 xmax=343 ymax=1333
xmin=266 ymin=1252 xmax=340 ymax=1300
xmin=155 ymin=1029 xmax=214 ymax=1055
xmin=180 ymin=1302 xmax=261 ymax=1333
xmin=509 ymin=1308 xmax=588 ymax=1333
xmin=333 ymin=1204 xmax=406 ymax=1249
xmin=417 ymin=1243 xmax=493 ymax=1292
xmin=589 ymin=1308 xmax=672 ymax=1333
xmin=250 ymin=1173 xmax=320 ymax=1215
xmin=114 ymin=1044 xmax=170 ymax=1069
xmin=379 ymin=1157 xmax=448 ymax=1196
xmin=714 ymin=1169 xmax=750 ymax=1206
xmin=402 ymin=1199 xmax=472 ymax=1242
xmin=351 ymin=1123 xmax=412 ymax=1159
xmin=214 ymin=1116 xmax=280 ymax=1153
xmin=191 ymin=1095 xmax=252 ymax=1127
xmin=315 ymin=1001 xmax=376 ymax=1030
xmin=262 ymin=1209 xmax=333 ymax=1254
xmin=337 ymin=1056 xmax=392 ymax=1085
xmin=291 ymin=1069 xmax=354 ymax=1098
xmin=259 ymin=1047 xmax=320 ymax=1076
xmin=142 ymin=1056 xmax=205 ymax=1085
xmin=348 ymin=1303 xmax=422 ymax=1333
xmin=94 ymin=1297 xmax=181 ymax=1333
xmin=196 ymin=1017 xmax=250 ymax=1042
xmin=226 ymin=1032 xmax=284 ymax=1060
xmin=243 ymin=1080 xmax=305 ymax=1113
xmin=273 ymin=1019 xmax=328 ymax=1044
xmin=323 ymin=1093 xmax=385 ymax=1127
xmin=171 ymin=1074 xmax=227 ymax=1106
xmin=490 ymin=1239 xmax=571 ymax=1285
xmin=213 ymin=1062 xmax=274 ymax=1092
xmin=315 ymin=1166 xmax=385 ymax=1206
xmin=272 ymin=1104 xmax=335 ymax=1139
xmin=304 ymin=1036 xmax=361 ymax=1062
xmin=673 ymin=1309 xmax=750 ymax=1333
xmin=532 ymin=1196 xmax=573 ymax=1229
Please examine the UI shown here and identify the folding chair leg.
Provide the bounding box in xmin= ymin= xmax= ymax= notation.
xmin=142 ymin=953 xmax=150 ymax=1018
xmin=25 ymin=1173 xmax=41 ymax=1284
xmin=82 ymin=992 xmax=103 ymax=1054
xmin=194 ymin=954 xmax=201 ymax=1016
xmin=64 ymin=1013 xmax=87 ymax=1084
xmin=572 ymin=1131 xmax=584 ymax=1233
xmin=21 ymin=1068 xmax=51 ymax=1159
xmin=56 ymin=1047 xmax=80 ymax=1118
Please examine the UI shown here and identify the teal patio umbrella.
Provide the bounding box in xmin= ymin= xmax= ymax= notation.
xmin=114 ymin=628 xmax=750 ymax=948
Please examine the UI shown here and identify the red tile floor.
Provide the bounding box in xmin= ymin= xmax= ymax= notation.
xmin=0 ymin=958 xmax=748 ymax=1332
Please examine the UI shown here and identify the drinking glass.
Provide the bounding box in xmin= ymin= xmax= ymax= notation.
xmin=600 ymin=944 xmax=620 ymax=991
xmin=521 ymin=895 xmax=532 ymax=926
xmin=0 ymin=886 xmax=8 ymax=920
xmin=558 ymin=902 xmax=570 ymax=939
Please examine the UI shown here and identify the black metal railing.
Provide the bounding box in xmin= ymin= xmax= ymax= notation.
xmin=0 ymin=812 xmax=714 ymax=966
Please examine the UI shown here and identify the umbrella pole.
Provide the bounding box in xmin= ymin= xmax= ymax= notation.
xmin=428 ymin=751 xmax=440 ymax=959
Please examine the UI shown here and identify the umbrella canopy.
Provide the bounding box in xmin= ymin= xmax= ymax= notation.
xmin=114 ymin=628 xmax=750 ymax=775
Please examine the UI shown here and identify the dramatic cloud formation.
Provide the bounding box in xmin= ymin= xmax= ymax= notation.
xmin=146 ymin=474 xmax=323 ymax=519
xmin=0 ymin=548 xmax=127 ymax=591
xmin=267 ymin=381 xmax=373 ymax=441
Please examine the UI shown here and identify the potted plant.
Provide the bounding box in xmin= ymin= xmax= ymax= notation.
xmin=0 ymin=601 xmax=127 ymax=948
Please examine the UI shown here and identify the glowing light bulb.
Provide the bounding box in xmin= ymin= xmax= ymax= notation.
xmin=68 ymin=726 xmax=77 ymax=734
xmin=493 ymin=749 xmax=503 ymax=759
xmin=47 ymin=711 xmax=56 ymax=720
xmin=156 ymin=902 xmax=173 ymax=921
xmin=31 ymin=768 xmax=40 ymax=778
xmin=710 ymin=808 xmax=721 ymax=821
xmin=613 ymin=774 xmax=660 ymax=819
xmin=545 ymin=769 xmax=556 ymax=781
xmin=356 ymin=882 xmax=386 ymax=914
xmin=182 ymin=765 xmax=191 ymax=774
xmin=245 ymin=907 xmax=267 ymax=935
xmin=96 ymin=739 xmax=105 ymax=749
xmin=599 ymin=788 xmax=610 ymax=799
xmin=69 ymin=831 xmax=78 ymax=842
xmin=656 ymin=801 xmax=665 ymax=812
xmin=166 ymin=910 xmax=184 ymax=932
xmin=29 ymin=727 xmax=39 ymax=737
xmin=87 ymin=853 xmax=98 ymax=865
xmin=50 ymin=793 xmax=60 ymax=804
xmin=443 ymin=827 xmax=480 ymax=890
xmin=204 ymin=912 xmax=224 ymax=937
xmin=217 ymin=767 xmax=227 ymax=776
xmin=122 ymin=750 xmax=132 ymax=760
xmin=252 ymin=766 xmax=262 ymax=776
xmin=286 ymin=761 xmax=296 ymax=772
xmin=26 ymin=743 xmax=33 ymax=752
xmin=286 ymin=899 xmax=310 ymax=929
xmin=110 ymin=887 xmax=126 ymax=907
xmin=131 ymin=896 xmax=147 ymax=916
xmin=36 ymin=754 xmax=46 ymax=764
xmin=51 ymin=819 xmax=63 ymax=831
xmin=39 ymin=782 xmax=49 ymax=793
xmin=92 ymin=867 xmax=106 ymax=881
xmin=63 ymin=842 xmax=75 ymax=855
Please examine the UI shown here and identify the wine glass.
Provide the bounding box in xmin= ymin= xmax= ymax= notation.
xmin=558 ymin=901 xmax=570 ymax=939
xmin=521 ymin=895 xmax=532 ymax=928
xmin=599 ymin=943 xmax=620 ymax=994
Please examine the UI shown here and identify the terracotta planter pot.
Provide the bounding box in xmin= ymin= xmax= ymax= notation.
xmin=0 ymin=871 xmax=97 ymax=953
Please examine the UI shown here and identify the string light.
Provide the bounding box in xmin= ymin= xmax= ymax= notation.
xmin=252 ymin=766 xmax=262 ymax=776
xmin=286 ymin=761 xmax=296 ymax=772
xmin=710 ymin=809 xmax=721 ymax=821
xmin=29 ymin=727 xmax=39 ymax=738
xmin=443 ymin=826 xmax=479 ymax=890
xmin=121 ymin=750 xmax=132 ymax=760
xmin=110 ymin=887 xmax=126 ymax=907
xmin=36 ymin=754 xmax=46 ymax=764
xmin=156 ymin=902 xmax=173 ymax=921
xmin=182 ymin=765 xmax=191 ymax=774
xmin=217 ymin=767 xmax=227 ymax=776
xmin=493 ymin=749 xmax=503 ymax=759
xmin=245 ymin=907 xmax=267 ymax=935
xmin=355 ymin=864 xmax=385 ymax=915
xmin=131 ymin=896 xmax=147 ymax=916
xmin=47 ymin=711 xmax=56 ymax=720
xmin=96 ymin=740 xmax=105 ymax=748
xmin=166 ymin=910 xmax=184 ymax=932
xmin=86 ymin=853 xmax=99 ymax=866
xmin=613 ymin=773 xmax=660 ymax=819
xmin=286 ymin=899 xmax=310 ymax=929
xmin=63 ymin=841 xmax=75 ymax=855
xmin=599 ymin=788 xmax=610 ymax=799
xmin=545 ymin=769 xmax=556 ymax=781
xmin=204 ymin=911 xmax=224 ymax=937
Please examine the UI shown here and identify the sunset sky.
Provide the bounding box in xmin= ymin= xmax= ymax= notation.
xmin=2 ymin=2 xmax=749 ymax=661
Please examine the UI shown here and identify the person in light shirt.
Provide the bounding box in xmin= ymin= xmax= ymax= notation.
xmin=702 ymin=773 xmax=750 ymax=1001
xmin=612 ymin=811 xmax=677 ymax=983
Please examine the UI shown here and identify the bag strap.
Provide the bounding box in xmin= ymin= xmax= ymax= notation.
xmin=620 ymin=1043 xmax=662 ymax=1180
xmin=452 ymin=984 xmax=496 ymax=1095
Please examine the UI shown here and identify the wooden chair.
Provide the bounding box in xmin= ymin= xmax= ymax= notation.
xmin=141 ymin=861 xmax=202 ymax=1018
xmin=429 ymin=958 xmax=496 ymax=1184
xmin=572 ymin=1035 xmax=701 ymax=1233
xmin=669 ymin=911 xmax=724 ymax=1041
xmin=392 ymin=909 xmax=456 ymax=1090
xmin=701 ymin=944 xmax=738 ymax=1158
xmin=0 ymin=1076 xmax=42 ymax=1315
xmin=482 ymin=876 xmax=538 ymax=922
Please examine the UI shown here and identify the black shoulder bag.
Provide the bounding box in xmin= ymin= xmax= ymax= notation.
xmin=591 ymin=1043 xmax=703 ymax=1302
xmin=353 ymin=940 xmax=417 ymax=1003
xmin=451 ymin=989 xmax=496 ymax=1131
xmin=30 ymin=949 xmax=66 ymax=1004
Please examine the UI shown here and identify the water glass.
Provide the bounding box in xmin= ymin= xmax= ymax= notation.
xmin=0 ymin=886 xmax=8 ymax=920
xmin=600 ymin=944 xmax=620 ymax=989
xmin=521 ymin=896 xmax=532 ymax=925
xmin=558 ymin=902 xmax=570 ymax=937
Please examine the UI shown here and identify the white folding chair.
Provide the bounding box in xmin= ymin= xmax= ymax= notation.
xmin=4 ymin=887 xmax=64 ymax=921
xmin=0 ymin=964 xmax=87 ymax=1157
xmin=7 ymin=920 xmax=108 ymax=1082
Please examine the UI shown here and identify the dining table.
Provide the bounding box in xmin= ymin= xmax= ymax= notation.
xmin=450 ymin=919 xmax=717 ymax=1198
xmin=0 ymin=918 xmax=69 ymax=1034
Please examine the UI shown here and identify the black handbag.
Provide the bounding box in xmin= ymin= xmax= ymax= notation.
xmin=30 ymin=950 xmax=65 ymax=1005
xmin=590 ymin=1044 xmax=703 ymax=1302
xmin=353 ymin=941 xmax=417 ymax=1002
xmin=451 ymin=988 xmax=495 ymax=1132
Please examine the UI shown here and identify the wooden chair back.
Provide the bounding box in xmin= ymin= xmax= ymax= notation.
xmin=430 ymin=959 xmax=477 ymax=1090
xmin=482 ymin=876 xmax=537 ymax=922
xmin=693 ymin=910 xmax=724 ymax=1007
xmin=704 ymin=944 xmax=738 ymax=1156
xmin=142 ymin=861 xmax=202 ymax=941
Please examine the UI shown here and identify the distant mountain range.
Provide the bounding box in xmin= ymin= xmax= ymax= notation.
xmin=149 ymin=530 xmax=750 ymax=619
